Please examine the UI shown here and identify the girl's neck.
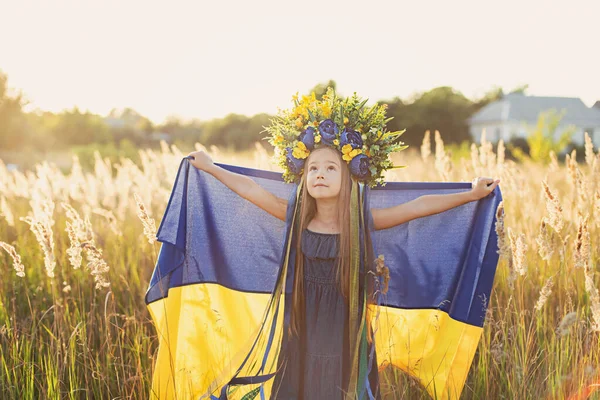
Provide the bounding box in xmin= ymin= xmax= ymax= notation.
xmin=310 ymin=198 xmax=339 ymax=231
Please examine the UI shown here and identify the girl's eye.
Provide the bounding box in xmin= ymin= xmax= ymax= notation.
xmin=310 ymin=166 xmax=317 ymax=171
xmin=328 ymin=166 xmax=335 ymax=171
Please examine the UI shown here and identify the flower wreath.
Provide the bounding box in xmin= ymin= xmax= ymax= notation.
xmin=264 ymin=87 xmax=408 ymax=188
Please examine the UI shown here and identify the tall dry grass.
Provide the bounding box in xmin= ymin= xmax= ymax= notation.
xmin=0 ymin=134 xmax=599 ymax=399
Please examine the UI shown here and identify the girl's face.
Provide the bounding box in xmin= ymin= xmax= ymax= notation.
xmin=305 ymin=147 xmax=343 ymax=200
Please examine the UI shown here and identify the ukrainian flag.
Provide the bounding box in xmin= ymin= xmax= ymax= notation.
xmin=146 ymin=157 xmax=502 ymax=399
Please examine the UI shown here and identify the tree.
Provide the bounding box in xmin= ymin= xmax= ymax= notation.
xmin=383 ymin=87 xmax=474 ymax=147
xmin=50 ymin=107 xmax=112 ymax=147
xmin=508 ymin=109 xmax=575 ymax=163
xmin=199 ymin=113 xmax=271 ymax=150
xmin=0 ymin=70 xmax=31 ymax=150
xmin=471 ymin=86 xmax=504 ymax=114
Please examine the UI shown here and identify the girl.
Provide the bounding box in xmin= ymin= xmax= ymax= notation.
xmin=187 ymin=144 xmax=499 ymax=399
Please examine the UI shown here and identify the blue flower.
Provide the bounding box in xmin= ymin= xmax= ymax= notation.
xmin=299 ymin=127 xmax=315 ymax=150
xmin=349 ymin=154 xmax=370 ymax=179
xmin=285 ymin=147 xmax=305 ymax=174
xmin=318 ymin=119 xmax=339 ymax=145
xmin=340 ymin=128 xmax=363 ymax=149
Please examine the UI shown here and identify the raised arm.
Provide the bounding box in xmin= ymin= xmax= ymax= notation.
xmin=371 ymin=177 xmax=499 ymax=230
xmin=187 ymin=151 xmax=288 ymax=222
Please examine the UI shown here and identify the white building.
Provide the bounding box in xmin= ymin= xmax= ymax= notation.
xmin=468 ymin=93 xmax=600 ymax=147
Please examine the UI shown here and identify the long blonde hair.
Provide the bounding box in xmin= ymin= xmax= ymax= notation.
xmin=289 ymin=148 xmax=376 ymax=342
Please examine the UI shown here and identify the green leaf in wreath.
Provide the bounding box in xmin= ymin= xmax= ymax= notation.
xmin=240 ymin=387 xmax=261 ymax=400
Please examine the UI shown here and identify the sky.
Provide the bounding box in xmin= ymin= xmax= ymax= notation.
xmin=1 ymin=0 xmax=598 ymax=125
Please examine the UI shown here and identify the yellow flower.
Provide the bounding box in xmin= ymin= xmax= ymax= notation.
xmin=333 ymin=139 xmax=340 ymax=146
xmin=321 ymin=103 xmax=332 ymax=118
xmin=314 ymin=135 xmax=321 ymax=143
xmin=344 ymin=117 xmax=349 ymax=125
xmin=295 ymin=118 xmax=304 ymax=128
xmin=312 ymin=120 xmax=319 ymax=127
xmin=341 ymin=144 xmax=362 ymax=162
xmin=292 ymin=92 xmax=299 ymax=101
xmin=273 ymin=134 xmax=284 ymax=145
xmin=301 ymin=93 xmax=315 ymax=106
xmin=292 ymin=141 xmax=310 ymax=159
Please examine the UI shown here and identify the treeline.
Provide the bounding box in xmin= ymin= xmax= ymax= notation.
xmin=1 ymin=72 xmax=524 ymax=155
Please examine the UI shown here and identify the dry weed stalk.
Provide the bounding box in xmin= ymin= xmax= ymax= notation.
xmin=61 ymin=202 xmax=110 ymax=289
xmin=536 ymin=218 xmax=554 ymax=261
xmin=595 ymin=190 xmax=600 ymax=228
xmin=584 ymin=272 xmax=600 ymax=332
xmin=19 ymin=195 xmax=56 ymax=278
xmin=80 ymin=241 xmax=111 ymax=289
xmin=534 ymin=276 xmax=554 ymax=312
xmin=92 ymin=207 xmax=122 ymax=236
xmin=584 ymin=131 xmax=596 ymax=169
xmin=549 ymin=151 xmax=559 ymax=172
xmin=62 ymin=202 xmax=93 ymax=269
xmin=434 ymin=130 xmax=453 ymax=181
xmin=566 ymin=153 xmax=577 ymax=185
xmin=506 ymin=228 xmax=527 ymax=289
xmin=557 ymin=311 xmax=578 ymax=336
xmin=0 ymin=241 xmax=26 ymax=277
xmin=496 ymin=139 xmax=505 ymax=170
xmin=133 ymin=192 xmax=157 ymax=244
xmin=374 ymin=254 xmax=390 ymax=294
xmin=0 ymin=195 xmax=15 ymax=226
xmin=594 ymin=153 xmax=600 ymax=182
xmin=478 ymin=131 xmax=496 ymax=171
xmin=67 ymin=155 xmax=87 ymax=203
xmin=495 ymin=202 xmax=510 ymax=260
xmin=541 ymin=180 xmax=564 ymax=234
xmin=573 ymin=213 xmax=590 ymax=269
xmin=508 ymin=228 xmax=527 ymax=276
xmin=0 ymin=159 xmax=9 ymax=195
xmin=470 ymin=143 xmax=479 ymax=177
xmin=421 ymin=130 xmax=431 ymax=162
xmin=575 ymin=164 xmax=589 ymax=210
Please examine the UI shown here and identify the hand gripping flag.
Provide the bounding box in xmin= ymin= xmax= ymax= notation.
xmin=146 ymin=157 xmax=502 ymax=399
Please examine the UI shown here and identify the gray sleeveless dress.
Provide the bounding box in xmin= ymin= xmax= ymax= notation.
xmin=272 ymin=229 xmax=381 ymax=400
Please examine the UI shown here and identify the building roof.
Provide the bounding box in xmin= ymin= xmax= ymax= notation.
xmin=469 ymin=93 xmax=600 ymax=126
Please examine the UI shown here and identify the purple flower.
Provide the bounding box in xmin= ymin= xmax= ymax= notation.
xmin=318 ymin=119 xmax=339 ymax=145
xmin=349 ymin=154 xmax=370 ymax=179
xmin=340 ymin=128 xmax=363 ymax=149
xmin=285 ymin=147 xmax=304 ymax=174
xmin=299 ymin=127 xmax=315 ymax=150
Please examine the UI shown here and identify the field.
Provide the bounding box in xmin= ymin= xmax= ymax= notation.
xmin=1 ymin=132 xmax=599 ymax=399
